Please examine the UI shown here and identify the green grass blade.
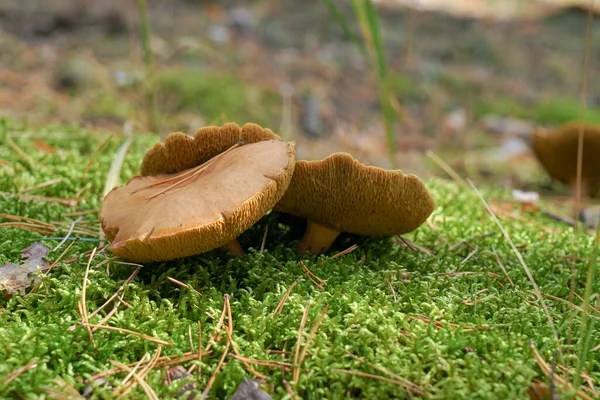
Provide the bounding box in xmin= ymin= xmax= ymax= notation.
xmin=321 ymin=0 xmax=366 ymax=58
xmin=137 ymin=0 xmax=159 ymax=133
xmin=350 ymin=0 xmax=397 ymax=168
xmin=573 ymin=221 xmax=600 ymax=389
xmin=363 ymin=0 xmax=387 ymax=79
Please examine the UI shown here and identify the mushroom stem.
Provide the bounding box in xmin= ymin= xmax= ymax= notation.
xmin=298 ymin=221 xmax=340 ymax=255
xmin=221 ymin=240 xmax=246 ymax=256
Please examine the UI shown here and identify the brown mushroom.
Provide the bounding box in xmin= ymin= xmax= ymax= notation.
xmin=141 ymin=122 xmax=281 ymax=176
xmin=275 ymin=152 xmax=435 ymax=255
xmin=100 ymin=140 xmax=295 ymax=262
xmin=532 ymin=121 xmax=600 ymax=197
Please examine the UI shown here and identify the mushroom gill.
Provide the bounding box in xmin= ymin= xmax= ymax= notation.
xmin=275 ymin=152 xmax=435 ymax=255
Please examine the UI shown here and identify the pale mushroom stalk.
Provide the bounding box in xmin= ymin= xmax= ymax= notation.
xmin=221 ymin=239 xmax=246 ymax=257
xmin=298 ymin=221 xmax=340 ymax=255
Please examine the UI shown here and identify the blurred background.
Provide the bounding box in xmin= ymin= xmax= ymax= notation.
xmin=0 ymin=0 xmax=599 ymax=194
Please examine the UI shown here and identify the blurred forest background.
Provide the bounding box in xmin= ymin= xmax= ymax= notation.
xmin=1 ymin=0 xmax=599 ymax=192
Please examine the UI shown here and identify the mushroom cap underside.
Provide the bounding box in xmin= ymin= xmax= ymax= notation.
xmin=275 ymin=152 xmax=435 ymax=236
xmin=532 ymin=122 xmax=600 ymax=189
xmin=140 ymin=122 xmax=281 ymax=176
xmin=100 ymin=140 xmax=295 ymax=262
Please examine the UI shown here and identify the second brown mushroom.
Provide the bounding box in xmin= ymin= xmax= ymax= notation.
xmin=275 ymin=152 xmax=435 ymax=255
xmin=532 ymin=121 xmax=600 ymax=197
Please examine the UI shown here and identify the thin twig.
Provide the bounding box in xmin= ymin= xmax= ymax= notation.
xmin=491 ymin=244 xmax=514 ymax=286
xmin=333 ymin=369 xmax=420 ymax=392
xmin=81 ymin=324 xmax=171 ymax=346
xmin=292 ymin=303 xmax=311 ymax=383
xmin=283 ymin=379 xmax=297 ymax=399
xmin=468 ymin=179 xmax=562 ymax=359
xmin=200 ymin=341 xmax=230 ymax=400
xmin=89 ymin=266 xmax=141 ymax=319
xmin=118 ymin=346 xmax=162 ymax=398
xmin=530 ymin=344 xmax=595 ymax=400
xmin=1 ymin=360 xmax=38 ymax=385
xmin=460 ymin=247 xmax=479 ymax=265
xmin=68 ymin=266 xmax=142 ymax=331
xmin=0 ymin=192 xmax=79 ymax=206
xmin=83 ymin=135 xmax=113 ymax=181
xmin=329 ymin=244 xmax=359 ymax=259
xmin=273 ymin=278 xmax=301 ymax=314
xmin=198 ymin=321 xmax=202 ymax=380
xmin=345 ymin=352 xmax=423 ymax=395
xmin=19 ymin=178 xmax=64 ymax=193
xmin=295 ymin=305 xmax=329 ymax=383
xmin=115 ymin=354 xmax=149 ymax=394
xmin=80 ymin=247 xmax=98 ymax=348
xmin=449 ymin=232 xmax=495 ymax=250
xmin=538 ymin=292 xmax=600 ymax=321
xmin=224 ymin=295 xmax=266 ymax=379
xmin=462 ymin=289 xmax=492 ymax=306
xmin=395 ymin=236 xmax=432 ymax=255
xmin=229 ymin=354 xmax=293 ymax=368
xmin=52 ymin=217 xmax=83 ymax=252
xmin=109 ymin=359 xmax=159 ymax=400
xmin=205 ymin=299 xmax=228 ymax=353
xmin=260 ymin=224 xmax=269 ymax=252
xmin=385 ymin=276 xmax=398 ymax=303
xmin=437 ymin=271 xmax=500 ymax=279
xmin=167 ymin=276 xmax=202 ymax=297
xmin=425 ymin=150 xmax=466 ymax=186
xmin=93 ymin=351 xmax=213 ymax=379
xmin=300 ymin=261 xmax=326 ymax=290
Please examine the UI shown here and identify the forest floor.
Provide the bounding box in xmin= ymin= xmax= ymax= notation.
xmin=0 ymin=118 xmax=598 ymax=399
xmin=1 ymin=1 xmax=600 ymax=399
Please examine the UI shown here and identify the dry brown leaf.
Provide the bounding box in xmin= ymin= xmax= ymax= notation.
xmin=0 ymin=242 xmax=49 ymax=295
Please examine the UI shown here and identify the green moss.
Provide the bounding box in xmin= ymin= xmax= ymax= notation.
xmin=533 ymin=98 xmax=600 ymax=125
xmin=475 ymin=94 xmax=600 ymax=126
xmin=82 ymin=91 xmax=134 ymax=123
xmin=385 ymin=73 xmax=416 ymax=99
xmin=0 ymin=118 xmax=599 ymax=399
xmin=156 ymin=68 xmax=280 ymax=127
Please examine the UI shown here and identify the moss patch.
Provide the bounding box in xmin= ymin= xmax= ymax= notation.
xmin=0 ymin=118 xmax=598 ymax=399
xmin=156 ymin=68 xmax=280 ymax=127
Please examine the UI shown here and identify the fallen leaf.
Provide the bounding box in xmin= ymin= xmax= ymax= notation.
xmin=229 ymin=378 xmax=272 ymax=400
xmin=0 ymin=242 xmax=49 ymax=295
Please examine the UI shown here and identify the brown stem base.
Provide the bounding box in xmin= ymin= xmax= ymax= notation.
xmin=298 ymin=221 xmax=340 ymax=255
xmin=221 ymin=239 xmax=245 ymax=256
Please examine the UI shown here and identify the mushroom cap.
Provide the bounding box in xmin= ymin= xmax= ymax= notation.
xmin=532 ymin=121 xmax=600 ymax=193
xmin=140 ymin=123 xmax=281 ymax=176
xmin=100 ymin=140 xmax=295 ymax=262
xmin=275 ymin=152 xmax=435 ymax=236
